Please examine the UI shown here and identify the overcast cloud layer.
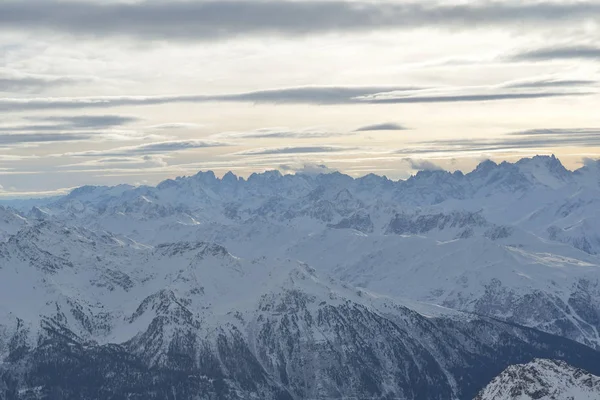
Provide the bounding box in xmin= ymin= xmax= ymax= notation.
xmin=1 ymin=1 xmax=599 ymax=40
xmin=0 ymin=0 xmax=599 ymax=197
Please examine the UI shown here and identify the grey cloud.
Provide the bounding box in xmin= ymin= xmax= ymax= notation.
xmin=364 ymin=92 xmax=589 ymax=104
xmin=406 ymin=158 xmax=442 ymax=171
xmin=0 ymin=115 xmax=141 ymax=132
xmin=214 ymin=86 xmax=419 ymax=105
xmin=62 ymin=155 xmax=168 ymax=169
xmin=0 ymin=133 xmax=92 ymax=146
xmin=236 ymin=146 xmax=355 ymax=156
xmin=0 ymin=74 xmax=89 ymax=93
xmin=355 ymin=123 xmax=408 ymax=132
xmin=68 ymin=140 xmax=228 ymax=157
xmin=96 ymin=158 xmax=142 ymax=164
xmin=503 ymin=79 xmax=597 ymax=89
xmin=510 ymin=128 xmax=600 ymax=136
xmin=0 ymin=86 xmax=410 ymax=111
xmin=212 ymin=127 xmax=346 ymax=140
xmin=280 ymin=163 xmax=338 ymax=175
xmin=512 ymin=45 xmax=600 ymax=61
xmin=582 ymin=157 xmax=600 ymax=168
xmin=0 ymin=1 xmax=598 ymax=40
xmin=30 ymin=115 xmax=141 ymax=128
xmin=146 ymin=123 xmax=202 ymax=130
xmin=401 ymin=128 xmax=600 ymax=156
xmin=0 ymin=85 xmax=590 ymax=112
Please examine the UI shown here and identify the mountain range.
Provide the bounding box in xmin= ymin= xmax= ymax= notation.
xmin=2 ymin=155 xmax=600 ymax=399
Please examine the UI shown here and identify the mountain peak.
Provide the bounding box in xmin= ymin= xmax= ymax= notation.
xmin=248 ymin=170 xmax=282 ymax=182
xmin=515 ymin=154 xmax=571 ymax=188
xmin=475 ymin=359 xmax=600 ymax=400
xmin=193 ymin=170 xmax=217 ymax=183
xmin=473 ymin=159 xmax=498 ymax=174
xmin=222 ymin=171 xmax=238 ymax=183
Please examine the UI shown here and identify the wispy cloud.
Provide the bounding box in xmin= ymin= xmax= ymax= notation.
xmin=279 ymin=163 xmax=338 ymax=175
xmin=0 ymin=115 xmax=154 ymax=146
xmin=0 ymin=1 xmax=597 ymax=41
xmin=511 ymin=45 xmax=600 ymax=62
xmin=502 ymin=78 xmax=597 ymax=89
xmin=0 ymin=115 xmax=140 ymax=132
xmin=397 ymin=128 xmax=600 ymax=156
xmin=235 ymin=146 xmax=356 ymax=156
xmin=0 ymin=187 xmax=74 ymax=200
xmin=0 ymin=133 xmax=93 ymax=146
xmin=361 ymin=91 xmax=589 ymax=104
xmin=355 ymin=123 xmax=408 ymax=132
xmin=67 ymin=140 xmax=229 ymax=157
xmin=146 ymin=123 xmax=203 ymax=130
xmin=509 ymin=128 xmax=600 ymax=136
xmin=211 ymin=127 xmax=346 ymax=140
xmin=406 ymin=158 xmax=442 ymax=171
xmin=0 ymin=70 xmax=93 ymax=93
xmin=0 ymin=86 xmax=409 ymax=111
xmin=0 ymin=83 xmax=590 ymax=112
xmin=60 ymin=155 xmax=168 ymax=169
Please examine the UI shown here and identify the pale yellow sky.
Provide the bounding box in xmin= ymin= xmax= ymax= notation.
xmin=1 ymin=0 xmax=599 ymax=197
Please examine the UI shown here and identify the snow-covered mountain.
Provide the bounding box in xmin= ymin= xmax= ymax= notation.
xmin=3 ymin=155 xmax=600 ymax=399
xmin=475 ymin=359 xmax=600 ymax=400
xmin=2 ymin=219 xmax=600 ymax=400
xmin=0 ymin=206 xmax=28 ymax=242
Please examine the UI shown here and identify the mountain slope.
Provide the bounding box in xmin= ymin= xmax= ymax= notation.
xmin=3 ymin=221 xmax=600 ymax=399
xmin=4 ymin=155 xmax=600 ymax=399
xmin=475 ymin=359 xmax=600 ymax=400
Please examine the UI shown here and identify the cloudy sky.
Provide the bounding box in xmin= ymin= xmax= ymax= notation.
xmin=1 ymin=0 xmax=599 ymax=197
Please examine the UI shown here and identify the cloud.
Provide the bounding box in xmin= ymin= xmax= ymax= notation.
xmin=67 ymin=140 xmax=228 ymax=157
xmin=279 ymin=163 xmax=338 ymax=175
xmin=0 ymin=1 xmax=598 ymax=41
xmin=0 ymin=130 xmax=155 ymax=147
xmin=509 ymin=128 xmax=600 ymax=136
xmin=0 ymin=84 xmax=590 ymax=112
xmin=0 ymin=115 xmax=152 ymax=146
xmin=0 ymin=187 xmax=73 ymax=200
xmin=61 ymin=154 xmax=169 ymax=169
xmin=236 ymin=146 xmax=356 ymax=156
xmin=406 ymin=158 xmax=442 ymax=171
xmin=512 ymin=45 xmax=600 ymax=62
xmin=0 ymin=86 xmax=410 ymax=111
xmin=211 ymin=127 xmax=346 ymax=140
xmin=146 ymin=123 xmax=203 ymax=130
xmin=0 ymin=115 xmax=141 ymax=132
xmin=362 ymin=92 xmax=589 ymax=104
xmin=581 ymin=157 xmax=600 ymax=168
xmin=398 ymin=128 xmax=600 ymax=156
xmin=0 ymin=154 xmax=38 ymax=161
xmin=31 ymin=115 xmax=141 ymax=128
xmin=0 ymin=71 xmax=92 ymax=93
xmin=502 ymin=78 xmax=597 ymax=89
xmin=0 ymin=133 xmax=93 ymax=146
xmin=355 ymin=123 xmax=408 ymax=132
xmin=215 ymin=86 xmax=421 ymax=105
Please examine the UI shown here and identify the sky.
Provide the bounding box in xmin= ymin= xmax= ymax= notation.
xmin=0 ymin=0 xmax=599 ymax=198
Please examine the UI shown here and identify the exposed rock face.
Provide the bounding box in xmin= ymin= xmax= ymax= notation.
xmin=475 ymin=359 xmax=600 ymax=400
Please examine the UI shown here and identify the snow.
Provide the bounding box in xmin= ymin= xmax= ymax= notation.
xmin=475 ymin=359 xmax=600 ymax=400
xmin=2 ymin=155 xmax=600 ymax=361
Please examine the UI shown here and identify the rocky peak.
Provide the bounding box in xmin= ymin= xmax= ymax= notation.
xmin=475 ymin=359 xmax=600 ymax=400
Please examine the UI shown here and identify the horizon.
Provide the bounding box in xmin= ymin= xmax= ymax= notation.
xmin=0 ymin=153 xmax=592 ymax=201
